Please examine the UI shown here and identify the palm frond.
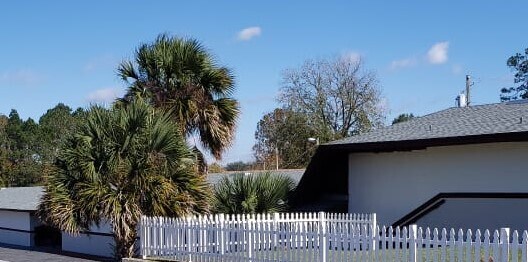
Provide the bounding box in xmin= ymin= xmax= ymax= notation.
xmin=213 ymin=172 xmax=295 ymax=214
xmin=118 ymin=34 xmax=239 ymax=160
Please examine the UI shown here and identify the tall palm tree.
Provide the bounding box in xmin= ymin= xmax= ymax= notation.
xmin=213 ymin=172 xmax=295 ymax=214
xmin=37 ymin=99 xmax=211 ymax=259
xmin=117 ymin=34 xmax=240 ymax=160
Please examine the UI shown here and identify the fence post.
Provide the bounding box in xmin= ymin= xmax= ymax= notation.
xmin=159 ymin=217 xmax=164 ymax=256
xmin=318 ymin=212 xmax=327 ymax=262
xmin=371 ymin=213 xmax=377 ymax=251
xmin=500 ymin=227 xmax=510 ymax=262
xmin=140 ymin=216 xmax=146 ymax=259
xmin=409 ymin=224 xmax=418 ymax=262
xmin=248 ymin=217 xmax=253 ymax=262
xmin=219 ymin=214 xmax=225 ymax=255
xmin=187 ymin=217 xmax=193 ymax=262
xmin=273 ymin=212 xmax=280 ymax=249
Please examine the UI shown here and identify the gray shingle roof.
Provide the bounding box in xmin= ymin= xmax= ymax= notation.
xmin=328 ymin=101 xmax=528 ymax=145
xmin=207 ymin=170 xmax=305 ymax=187
xmin=0 ymin=186 xmax=44 ymax=211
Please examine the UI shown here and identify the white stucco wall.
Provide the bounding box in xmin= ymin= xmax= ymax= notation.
xmin=348 ymin=142 xmax=528 ymax=228
xmin=62 ymin=222 xmax=114 ymax=258
xmin=0 ymin=210 xmax=32 ymax=246
xmin=418 ymin=198 xmax=528 ymax=232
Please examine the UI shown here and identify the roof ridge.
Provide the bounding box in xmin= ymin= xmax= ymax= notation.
xmin=327 ymin=101 xmax=528 ymax=146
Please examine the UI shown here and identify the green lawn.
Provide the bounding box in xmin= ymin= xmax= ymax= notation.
xmin=149 ymin=246 xmax=525 ymax=261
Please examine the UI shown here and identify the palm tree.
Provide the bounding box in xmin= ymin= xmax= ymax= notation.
xmin=37 ymin=99 xmax=211 ymax=259
xmin=213 ymin=172 xmax=295 ymax=214
xmin=117 ymin=34 xmax=240 ymax=160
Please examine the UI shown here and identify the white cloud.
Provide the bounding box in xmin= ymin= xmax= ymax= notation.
xmin=390 ymin=57 xmax=417 ymax=70
xmin=86 ymin=87 xmax=124 ymax=104
xmin=0 ymin=69 xmax=44 ymax=86
xmin=427 ymin=41 xmax=449 ymax=64
xmin=237 ymin=26 xmax=262 ymax=41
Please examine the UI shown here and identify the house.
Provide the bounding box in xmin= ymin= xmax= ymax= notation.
xmin=0 ymin=186 xmax=114 ymax=258
xmin=293 ymin=100 xmax=528 ymax=232
xmin=0 ymin=187 xmax=46 ymax=247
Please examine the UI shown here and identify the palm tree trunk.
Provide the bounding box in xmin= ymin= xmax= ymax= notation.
xmin=114 ymin=222 xmax=138 ymax=259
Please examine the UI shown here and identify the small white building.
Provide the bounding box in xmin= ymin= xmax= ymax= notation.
xmin=0 ymin=186 xmax=114 ymax=258
xmin=0 ymin=187 xmax=45 ymax=247
xmin=294 ymin=101 xmax=528 ymax=231
xmin=61 ymin=222 xmax=114 ymax=258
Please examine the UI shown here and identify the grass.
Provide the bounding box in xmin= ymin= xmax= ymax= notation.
xmin=149 ymin=245 xmax=526 ymax=261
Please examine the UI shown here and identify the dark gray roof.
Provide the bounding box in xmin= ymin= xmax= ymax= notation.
xmin=328 ymin=101 xmax=528 ymax=145
xmin=207 ymin=169 xmax=305 ymax=186
xmin=0 ymin=186 xmax=44 ymax=211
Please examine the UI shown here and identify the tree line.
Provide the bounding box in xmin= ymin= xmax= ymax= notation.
xmin=0 ymin=104 xmax=84 ymax=186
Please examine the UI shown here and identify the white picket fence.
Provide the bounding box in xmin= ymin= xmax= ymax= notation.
xmin=140 ymin=212 xmax=528 ymax=262
xmin=140 ymin=212 xmax=376 ymax=261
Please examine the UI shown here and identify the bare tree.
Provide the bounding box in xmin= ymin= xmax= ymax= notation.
xmin=279 ymin=56 xmax=384 ymax=141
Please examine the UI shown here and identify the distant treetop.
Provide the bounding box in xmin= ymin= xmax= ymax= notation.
xmin=501 ymin=48 xmax=528 ymax=101
xmin=392 ymin=113 xmax=416 ymax=125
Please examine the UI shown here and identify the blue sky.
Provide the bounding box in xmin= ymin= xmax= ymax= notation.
xmin=0 ymin=1 xmax=526 ymax=163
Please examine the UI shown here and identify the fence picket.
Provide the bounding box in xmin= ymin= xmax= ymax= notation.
xmin=501 ymin=228 xmax=511 ymax=262
xmin=457 ymin=229 xmax=464 ymax=262
xmin=432 ymin=228 xmax=439 ymax=262
xmin=522 ymin=231 xmax=528 ymax=262
xmin=475 ymin=229 xmax=482 ymax=262
xmin=362 ymin=224 xmax=368 ymax=261
xmin=449 ymin=228 xmax=456 ymax=262
xmin=380 ymin=226 xmax=389 ymax=261
xmin=417 ymin=227 xmax=423 ymax=262
xmin=287 ymin=214 xmax=294 ymax=262
xmin=484 ymin=229 xmax=491 ymax=262
xmin=425 ymin=227 xmax=431 ymax=262
xmin=352 ymin=225 xmax=361 ymax=260
xmin=394 ymin=226 xmax=400 ymax=261
xmin=403 ymin=227 xmax=409 ymax=262
xmin=440 ymin=228 xmax=448 ymax=262
xmin=465 ymin=229 xmax=472 ymax=262
xmin=513 ymin=230 xmax=520 ymax=262
xmin=388 ymin=226 xmax=395 ymax=262
xmin=493 ymin=230 xmax=500 ymax=262
xmin=408 ymin=225 xmax=417 ymax=262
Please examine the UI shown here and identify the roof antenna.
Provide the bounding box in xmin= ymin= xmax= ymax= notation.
xmin=466 ymin=75 xmax=473 ymax=106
